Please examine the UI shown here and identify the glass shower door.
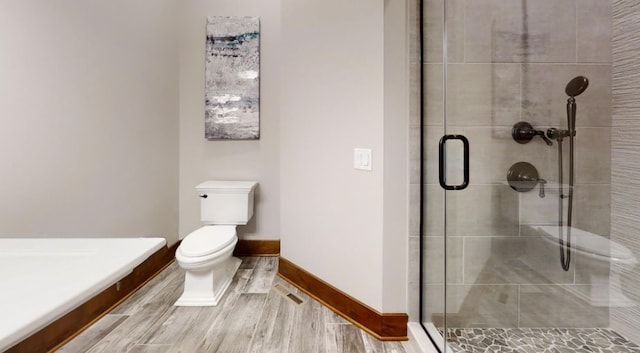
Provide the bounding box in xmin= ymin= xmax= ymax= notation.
xmin=419 ymin=0 xmax=636 ymax=352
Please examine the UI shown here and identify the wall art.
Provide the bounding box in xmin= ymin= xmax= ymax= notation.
xmin=205 ymin=16 xmax=260 ymax=139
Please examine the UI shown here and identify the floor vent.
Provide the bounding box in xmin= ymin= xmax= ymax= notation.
xmin=272 ymin=284 xmax=304 ymax=305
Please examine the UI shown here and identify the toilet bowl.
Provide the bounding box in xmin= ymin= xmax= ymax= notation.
xmin=174 ymin=181 xmax=257 ymax=307
xmin=534 ymin=225 xmax=638 ymax=307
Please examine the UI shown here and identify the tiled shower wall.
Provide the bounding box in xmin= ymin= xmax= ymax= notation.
xmin=409 ymin=0 xmax=614 ymax=328
xmin=611 ymin=0 xmax=640 ymax=344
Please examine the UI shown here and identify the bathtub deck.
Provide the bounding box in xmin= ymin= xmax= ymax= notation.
xmin=57 ymin=257 xmax=412 ymax=353
xmin=0 ymin=238 xmax=166 ymax=352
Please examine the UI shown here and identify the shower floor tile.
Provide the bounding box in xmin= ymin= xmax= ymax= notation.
xmin=444 ymin=328 xmax=640 ymax=353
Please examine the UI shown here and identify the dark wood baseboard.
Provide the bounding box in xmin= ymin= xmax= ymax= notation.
xmin=277 ymin=257 xmax=408 ymax=341
xmin=234 ymin=239 xmax=280 ymax=256
xmin=6 ymin=241 xmax=179 ymax=353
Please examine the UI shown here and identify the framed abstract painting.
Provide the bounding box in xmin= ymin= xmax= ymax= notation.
xmin=205 ymin=16 xmax=260 ymax=140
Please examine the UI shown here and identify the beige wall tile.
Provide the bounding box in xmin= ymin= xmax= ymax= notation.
xmin=520 ymin=234 xmax=578 ymax=282
xmin=573 ymin=184 xmax=612 ymax=237
xmin=454 ymin=185 xmax=519 ymax=237
xmin=447 ymin=64 xmax=521 ymax=127
xmin=519 ymin=284 xmax=609 ymax=327
xmin=464 ymin=236 xmax=574 ymax=285
xmin=518 ymin=185 xmax=566 ymax=226
xmin=575 ymin=128 xmax=612 ymax=184
xmin=423 ymin=0 xmax=465 ymax=63
xmin=466 ymin=126 xmax=556 ymax=185
xmin=577 ymin=0 xmax=612 ymax=63
xmin=423 ymin=284 xmax=519 ymax=327
xmin=424 ymin=236 xmax=463 ymax=284
xmin=574 ymin=249 xmax=612 ymax=285
xmin=522 ymin=64 xmax=612 ymax=128
xmin=518 ymin=184 xmax=609 ymax=231
xmin=424 ymin=184 xmax=445 ymax=237
xmin=465 ymin=0 xmax=576 ymax=63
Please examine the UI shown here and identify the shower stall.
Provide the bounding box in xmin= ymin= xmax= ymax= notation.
xmin=413 ymin=0 xmax=640 ymax=351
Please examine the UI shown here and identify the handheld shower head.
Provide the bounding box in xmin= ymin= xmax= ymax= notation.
xmin=565 ymin=76 xmax=589 ymax=132
xmin=565 ymin=76 xmax=589 ymax=98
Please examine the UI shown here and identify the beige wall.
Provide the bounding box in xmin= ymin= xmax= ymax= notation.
xmin=0 ymin=0 xmax=411 ymax=316
xmin=280 ymin=0 xmax=408 ymax=313
xmin=383 ymin=0 xmax=410 ymax=315
xmin=0 ymin=1 xmax=180 ymax=243
xmin=178 ymin=0 xmax=280 ymax=240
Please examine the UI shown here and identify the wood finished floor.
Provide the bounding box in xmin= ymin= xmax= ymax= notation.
xmin=56 ymin=257 xmax=412 ymax=353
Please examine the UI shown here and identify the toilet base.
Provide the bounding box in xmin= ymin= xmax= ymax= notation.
xmin=588 ymin=272 xmax=635 ymax=308
xmin=174 ymin=256 xmax=242 ymax=306
xmin=560 ymin=269 xmax=637 ymax=308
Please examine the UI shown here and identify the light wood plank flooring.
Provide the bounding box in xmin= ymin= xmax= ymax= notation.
xmin=56 ymin=257 xmax=413 ymax=353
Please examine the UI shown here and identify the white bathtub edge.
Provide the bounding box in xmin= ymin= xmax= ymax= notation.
xmin=0 ymin=237 xmax=167 ymax=352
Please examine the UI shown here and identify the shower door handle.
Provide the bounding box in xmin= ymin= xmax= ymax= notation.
xmin=438 ymin=134 xmax=469 ymax=191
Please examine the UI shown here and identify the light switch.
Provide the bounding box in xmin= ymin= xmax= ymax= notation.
xmin=354 ymin=148 xmax=372 ymax=171
xmin=362 ymin=153 xmax=370 ymax=167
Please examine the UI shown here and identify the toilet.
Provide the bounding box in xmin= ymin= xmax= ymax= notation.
xmin=534 ymin=225 xmax=638 ymax=307
xmin=174 ymin=180 xmax=258 ymax=306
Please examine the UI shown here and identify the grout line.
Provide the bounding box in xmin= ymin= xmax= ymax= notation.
xmin=575 ymin=0 xmax=579 ymax=64
xmin=462 ymin=0 xmax=466 ymax=63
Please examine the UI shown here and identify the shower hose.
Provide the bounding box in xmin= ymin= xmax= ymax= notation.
xmin=557 ymin=138 xmax=573 ymax=271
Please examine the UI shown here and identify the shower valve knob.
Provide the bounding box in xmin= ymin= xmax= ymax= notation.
xmin=507 ymin=162 xmax=541 ymax=193
xmin=512 ymin=121 xmax=553 ymax=146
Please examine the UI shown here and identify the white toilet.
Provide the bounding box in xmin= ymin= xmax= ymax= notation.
xmin=174 ymin=180 xmax=258 ymax=306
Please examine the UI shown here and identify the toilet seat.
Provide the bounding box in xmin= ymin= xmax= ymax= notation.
xmin=535 ymin=226 xmax=636 ymax=264
xmin=178 ymin=225 xmax=236 ymax=258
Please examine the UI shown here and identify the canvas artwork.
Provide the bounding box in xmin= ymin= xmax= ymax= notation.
xmin=205 ymin=16 xmax=260 ymax=139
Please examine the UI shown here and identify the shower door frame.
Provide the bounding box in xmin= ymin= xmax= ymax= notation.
xmin=418 ymin=0 xmax=619 ymax=352
xmin=417 ymin=0 xmax=451 ymax=351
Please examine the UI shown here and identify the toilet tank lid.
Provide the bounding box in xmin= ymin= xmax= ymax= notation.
xmin=196 ymin=181 xmax=258 ymax=192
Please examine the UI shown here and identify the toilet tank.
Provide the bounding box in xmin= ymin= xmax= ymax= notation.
xmin=196 ymin=181 xmax=258 ymax=225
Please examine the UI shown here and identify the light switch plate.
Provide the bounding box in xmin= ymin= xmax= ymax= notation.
xmin=354 ymin=148 xmax=372 ymax=171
